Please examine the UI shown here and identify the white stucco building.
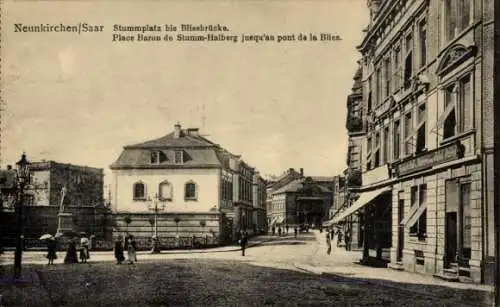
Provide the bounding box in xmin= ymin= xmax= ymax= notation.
xmin=109 ymin=123 xmax=266 ymax=247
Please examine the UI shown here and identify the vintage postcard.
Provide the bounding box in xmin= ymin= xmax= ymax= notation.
xmin=0 ymin=0 xmax=497 ymax=306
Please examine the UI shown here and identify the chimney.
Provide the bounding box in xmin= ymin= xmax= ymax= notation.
xmin=186 ymin=128 xmax=199 ymax=136
xmin=300 ymin=168 xmax=304 ymax=177
xmin=174 ymin=122 xmax=182 ymax=139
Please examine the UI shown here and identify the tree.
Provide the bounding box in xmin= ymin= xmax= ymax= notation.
xmin=174 ymin=216 xmax=181 ymax=235
xmin=124 ymin=215 xmax=132 ymax=234
xmin=199 ymin=220 xmax=206 ymax=236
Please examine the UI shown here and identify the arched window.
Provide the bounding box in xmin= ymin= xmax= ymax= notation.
xmin=184 ymin=181 xmax=197 ymax=200
xmin=133 ymin=182 xmax=146 ymax=200
xmin=159 ymin=181 xmax=173 ymax=201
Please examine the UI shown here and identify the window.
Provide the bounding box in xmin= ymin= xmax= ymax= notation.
xmin=174 ymin=150 xmax=184 ymax=164
xmin=185 ymin=181 xmax=197 ymax=200
xmin=366 ymin=136 xmax=372 ymax=170
xmin=415 ymin=103 xmax=427 ymax=154
xmin=150 ymin=151 xmax=160 ymax=164
xmin=159 ymin=181 xmax=173 ymax=200
xmin=376 ymin=68 xmax=382 ymax=105
xmin=460 ymin=182 xmax=471 ymax=259
xmin=404 ymin=34 xmax=413 ymax=89
xmin=133 ymin=182 xmax=146 ymax=200
xmin=383 ymin=126 xmax=389 ymax=163
xmin=150 ymin=150 xmax=166 ymax=164
xmin=441 ymin=75 xmax=473 ymax=140
xmin=404 ymin=112 xmax=413 ymax=156
xmin=393 ymin=46 xmax=402 ymax=91
xmin=374 ymin=132 xmax=381 ymax=167
xmin=384 ymin=58 xmax=391 ymax=97
xmin=409 ymin=184 xmax=427 ymax=240
xmin=444 ymin=0 xmax=471 ymax=42
xmin=419 ymin=20 xmax=427 ymax=68
xmin=393 ymin=120 xmax=401 ymax=160
xmin=367 ymin=77 xmax=373 ymax=112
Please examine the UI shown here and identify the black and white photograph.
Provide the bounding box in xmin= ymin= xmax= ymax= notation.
xmin=0 ymin=0 xmax=498 ymax=306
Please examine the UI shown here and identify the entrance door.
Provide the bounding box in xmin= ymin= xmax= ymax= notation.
xmin=445 ymin=212 xmax=457 ymax=267
xmin=397 ymin=198 xmax=404 ymax=262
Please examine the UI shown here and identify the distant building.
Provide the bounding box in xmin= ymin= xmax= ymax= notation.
xmin=109 ymin=123 xmax=266 ymax=247
xmin=1 ymin=161 xmax=108 ymax=248
xmin=267 ymin=169 xmax=332 ymax=230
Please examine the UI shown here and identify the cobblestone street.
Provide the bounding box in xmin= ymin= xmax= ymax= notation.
xmin=0 ymin=231 xmax=494 ymax=306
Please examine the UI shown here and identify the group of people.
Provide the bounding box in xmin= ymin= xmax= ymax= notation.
xmin=325 ymin=228 xmax=352 ymax=255
xmin=114 ymin=235 xmax=138 ymax=264
xmin=45 ymin=236 xmax=91 ymax=265
xmin=270 ymin=225 xmax=303 ymax=238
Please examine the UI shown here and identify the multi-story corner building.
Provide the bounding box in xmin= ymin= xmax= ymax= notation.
xmin=110 ymin=123 xmax=266 ymax=246
xmin=265 ymin=168 xmax=303 ymax=227
xmin=268 ymin=174 xmax=332 ymax=230
xmin=1 ymin=161 xmax=109 ymax=247
xmin=333 ymin=0 xmax=494 ymax=284
xmin=328 ymin=62 xmax=367 ymax=250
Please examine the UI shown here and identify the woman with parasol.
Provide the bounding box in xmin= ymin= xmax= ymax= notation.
xmin=40 ymin=234 xmax=57 ymax=265
xmin=79 ymin=233 xmax=90 ymax=263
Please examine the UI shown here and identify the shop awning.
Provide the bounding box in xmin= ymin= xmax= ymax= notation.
xmin=331 ymin=187 xmax=392 ymax=223
xmin=403 ymin=203 xmax=427 ymax=228
xmin=269 ymin=216 xmax=278 ymax=226
xmin=276 ymin=216 xmax=285 ymax=224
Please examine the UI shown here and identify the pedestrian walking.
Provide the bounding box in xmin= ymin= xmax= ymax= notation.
xmin=114 ymin=237 xmax=125 ymax=265
xmin=278 ymin=227 xmax=282 ymax=237
xmin=272 ymin=226 xmax=276 ymax=236
xmin=79 ymin=237 xmax=90 ymax=263
xmin=64 ymin=238 xmax=79 ymax=264
xmin=345 ymin=230 xmax=351 ymax=251
xmin=336 ymin=229 xmax=343 ymax=247
xmin=124 ymin=235 xmax=137 ymax=264
xmin=294 ymin=226 xmax=298 ymax=239
xmin=240 ymin=232 xmax=248 ymax=256
xmin=46 ymin=238 xmax=57 ymax=265
xmin=286 ymin=225 xmax=289 ymax=234
xmin=326 ymin=233 xmax=332 ymax=255
xmin=330 ymin=228 xmax=334 ymax=240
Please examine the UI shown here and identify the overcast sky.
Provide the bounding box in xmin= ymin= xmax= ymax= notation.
xmin=2 ymin=0 xmax=368 ymax=182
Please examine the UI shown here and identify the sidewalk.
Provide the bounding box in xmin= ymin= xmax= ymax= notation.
xmin=294 ymin=230 xmax=494 ymax=292
xmin=0 ymin=235 xmax=276 ymax=265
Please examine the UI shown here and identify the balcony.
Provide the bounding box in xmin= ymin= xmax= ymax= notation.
xmin=346 ymin=116 xmax=364 ymax=132
xmin=347 ymin=169 xmax=362 ymax=187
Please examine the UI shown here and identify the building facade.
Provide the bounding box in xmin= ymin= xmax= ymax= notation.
xmin=110 ymin=123 xmax=266 ymax=247
xmin=1 ymin=161 xmax=109 ymax=247
xmin=334 ymin=0 xmax=494 ymax=284
xmin=269 ymin=176 xmax=332 ymax=230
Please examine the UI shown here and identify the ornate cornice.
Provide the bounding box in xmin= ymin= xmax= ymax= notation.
xmin=437 ymin=43 xmax=477 ymax=77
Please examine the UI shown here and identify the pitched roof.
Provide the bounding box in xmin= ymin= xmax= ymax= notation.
xmin=272 ymin=178 xmax=332 ymax=195
xmin=310 ymin=176 xmax=335 ymax=182
xmin=110 ymin=147 xmax=222 ymax=170
xmin=126 ymin=132 xmax=214 ymax=148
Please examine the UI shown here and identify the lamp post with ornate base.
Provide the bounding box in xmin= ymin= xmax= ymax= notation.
xmin=147 ymin=193 xmax=165 ymax=254
xmin=14 ymin=153 xmax=30 ymax=280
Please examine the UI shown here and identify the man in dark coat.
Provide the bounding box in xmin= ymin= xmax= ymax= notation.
xmin=114 ymin=237 xmax=125 ymax=264
xmin=240 ymin=232 xmax=248 ymax=256
xmin=64 ymin=238 xmax=78 ymax=264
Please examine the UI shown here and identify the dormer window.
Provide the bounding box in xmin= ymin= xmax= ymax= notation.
xmin=174 ymin=150 xmax=184 ymax=164
xmin=150 ymin=150 xmax=166 ymax=164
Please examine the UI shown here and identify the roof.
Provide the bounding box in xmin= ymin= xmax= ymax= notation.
xmin=272 ymin=178 xmax=332 ymax=195
xmin=127 ymin=131 xmax=214 ymax=148
xmin=110 ymin=147 xmax=222 ymax=170
xmin=310 ymin=176 xmax=335 ymax=182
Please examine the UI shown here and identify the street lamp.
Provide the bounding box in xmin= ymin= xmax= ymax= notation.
xmin=147 ymin=193 xmax=165 ymax=253
xmin=14 ymin=153 xmax=30 ymax=279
